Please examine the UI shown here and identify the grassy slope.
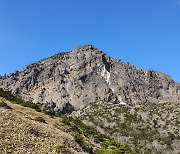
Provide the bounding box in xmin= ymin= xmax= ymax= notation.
xmin=0 ymin=97 xmax=83 ymax=154
xmin=0 ymin=89 xmax=134 ymax=154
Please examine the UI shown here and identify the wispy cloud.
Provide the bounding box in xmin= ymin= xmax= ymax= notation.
xmin=173 ymin=0 xmax=180 ymax=9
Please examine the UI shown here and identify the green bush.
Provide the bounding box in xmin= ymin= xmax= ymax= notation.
xmin=94 ymin=134 xmax=106 ymax=143
xmin=62 ymin=116 xmax=100 ymax=137
xmin=35 ymin=116 xmax=46 ymax=123
xmin=55 ymin=144 xmax=70 ymax=153
xmin=0 ymin=101 xmax=12 ymax=109
xmin=0 ymin=88 xmax=41 ymax=111
xmin=0 ymin=101 xmax=8 ymax=107
xmin=61 ymin=116 xmax=71 ymax=125
xmin=61 ymin=116 xmax=130 ymax=151
xmin=44 ymin=110 xmax=56 ymax=116
xmin=0 ymin=88 xmax=18 ymax=102
xmin=101 ymin=139 xmax=120 ymax=149
xmin=74 ymin=133 xmax=88 ymax=147
xmin=95 ymin=146 xmax=133 ymax=154
xmin=95 ymin=149 xmax=113 ymax=154
xmin=21 ymin=101 xmax=41 ymax=111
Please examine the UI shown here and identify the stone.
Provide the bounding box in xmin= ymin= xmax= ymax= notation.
xmin=0 ymin=45 xmax=179 ymax=113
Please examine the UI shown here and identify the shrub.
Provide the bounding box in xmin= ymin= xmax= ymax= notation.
xmin=95 ymin=149 xmax=113 ymax=154
xmin=44 ymin=110 xmax=56 ymax=116
xmin=0 ymin=88 xmax=18 ymax=102
xmin=62 ymin=116 xmax=99 ymax=136
xmin=101 ymin=139 xmax=120 ymax=149
xmin=94 ymin=134 xmax=106 ymax=143
xmin=35 ymin=116 xmax=46 ymax=123
xmin=61 ymin=116 xmax=127 ymax=151
xmin=55 ymin=144 xmax=70 ymax=153
xmin=21 ymin=101 xmax=41 ymax=111
xmin=61 ymin=116 xmax=71 ymax=125
xmin=0 ymin=88 xmax=41 ymax=111
xmin=0 ymin=101 xmax=12 ymax=109
xmin=0 ymin=101 xmax=8 ymax=107
xmin=74 ymin=133 xmax=88 ymax=147
xmin=95 ymin=146 xmax=133 ymax=154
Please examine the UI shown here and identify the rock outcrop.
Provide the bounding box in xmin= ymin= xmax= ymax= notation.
xmin=0 ymin=45 xmax=179 ymax=113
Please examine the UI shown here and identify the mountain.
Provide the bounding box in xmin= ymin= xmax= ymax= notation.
xmin=0 ymin=45 xmax=179 ymax=113
xmin=0 ymin=45 xmax=179 ymax=153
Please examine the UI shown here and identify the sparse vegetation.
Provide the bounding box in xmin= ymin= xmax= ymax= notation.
xmin=79 ymin=101 xmax=180 ymax=153
xmin=61 ymin=115 xmax=134 ymax=153
xmin=0 ymin=101 xmax=12 ymax=109
xmin=0 ymin=89 xmax=134 ymax=153
xmin=0 ymin=99 xmax=84 ymax=153
xmin=44 ymin=110 xmax=56 ymax=117
xmin=35 ymin=116 xmax=46 ymax=123
xmin=0 ymin=88 xmax=179 ymax=153
xmin=95 ymin=145 xmax=133 ymax=154
xmin=55 ymin=144 xmax=70 ymax=153
xmin=0 ymin=88 xmax=41 ymax=111
xmin=74 ymin=133 xmax=88 ymax=148
xmin=0 ymin=101 xmax=8 ymax=107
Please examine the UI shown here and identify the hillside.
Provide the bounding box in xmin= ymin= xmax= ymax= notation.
xmin=0 ymin=89 xmax=133 ymax=154
xmin=78 ymin=101 xmax=180 ymax=153
xmin=0 ymin=97 xmax=84 ymax=153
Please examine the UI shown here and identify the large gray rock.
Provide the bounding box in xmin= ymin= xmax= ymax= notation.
xmin=0 ymin=45 xmax=179 ymax=113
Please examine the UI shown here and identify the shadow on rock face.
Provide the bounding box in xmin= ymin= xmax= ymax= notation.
xmin=83 ymin=146 xmax=93 ymax=154
xmin=61 ymin=102 xmax=75 ymax=114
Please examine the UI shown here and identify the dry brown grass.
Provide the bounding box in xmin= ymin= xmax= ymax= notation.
xmin=0 ymin=97 xmax=84 ymax=154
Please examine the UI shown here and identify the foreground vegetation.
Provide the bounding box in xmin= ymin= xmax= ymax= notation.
xmin=0 ymin=88 xmax=134 ymax=153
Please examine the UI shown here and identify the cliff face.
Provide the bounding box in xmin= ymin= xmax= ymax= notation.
xmin=0 ymin=45 xmax=179 ymax=113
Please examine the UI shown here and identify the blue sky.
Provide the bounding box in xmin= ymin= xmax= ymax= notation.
xmin=0 ymin=0 xmax=180 ymax=82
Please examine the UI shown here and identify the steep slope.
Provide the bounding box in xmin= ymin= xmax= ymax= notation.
xmin=0 ymin=45 xmax=179 ymax=113
xmin=0 ymin=90 xmax=134 ymax=154
xmin=0 ymin=98 xmax=83 ymax=153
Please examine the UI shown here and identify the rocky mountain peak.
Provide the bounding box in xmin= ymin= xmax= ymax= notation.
xmin=0 ymin=45 xmax=179 ymax=114
xmin=72 ymin=44 xmax=96 ymax=52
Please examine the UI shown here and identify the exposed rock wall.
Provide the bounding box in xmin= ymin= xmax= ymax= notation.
xmin=0 ymin=45 xmax=179 ymax=113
